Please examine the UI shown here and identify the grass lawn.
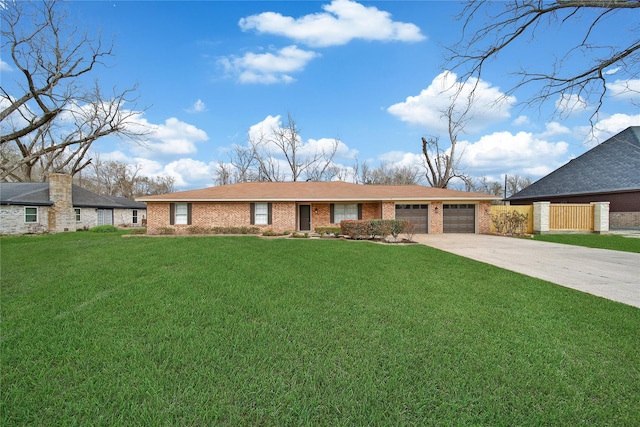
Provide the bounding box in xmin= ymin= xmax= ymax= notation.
xmin=2 ymin=232 xmax=639 ymax=425
xmin=533 ymin=233 xmax=640 ymax=253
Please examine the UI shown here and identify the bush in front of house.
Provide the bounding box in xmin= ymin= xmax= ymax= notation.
xmin=340 ymin=220 xmax=374 ymax=239
xmin=341 ymin=220 xmax=409 ymax=240
xmin=314 ymin=226 xmax=341 ymax=237
xmin=129 ymin=228 xmax=147 ymax=235
xmin=158 ymin=227 xmax=175 ymax=235
xmin=89 ymin=225 xmax=118 ymax=233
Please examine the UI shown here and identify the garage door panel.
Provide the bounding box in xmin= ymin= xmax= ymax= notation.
xmin=443 ymin=204 xmax=475 ymax=233
xmin=395 ymin=204 xmax=429 ymax=234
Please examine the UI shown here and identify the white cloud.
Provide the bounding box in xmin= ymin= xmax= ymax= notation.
xmin=219 ymin=45 xmax=319 ymax=84
xmin=458 ymin=131 xmax=569 ymax=178
xmin=608 ymin=79 xmax=640 ymax=100
xmin=604 ymin=67 xmax=620 ymax=76
xmin=513 ymin=115 xmax=529 ymax=126
xmin=535 ymin=121 xmax=571 ymax=139
xmin=238 ymin=0 xmax=425 ymax=48
xmin=387 ymin=70 xmax=516 ymax=134
xmin=131 ymin=117 xmax=209 ymax=157
xmin=555 ymin=93 xmax=588 ymax=116
xmin=0 ymin=59 xmax=12 ymax=72
xmin=186 ymin=99 xmax=207 ymax=113
xmin=578 ymin=113 xmax=640 ymax=144
xmin=164 ymin=158 xmax=216 ymax=188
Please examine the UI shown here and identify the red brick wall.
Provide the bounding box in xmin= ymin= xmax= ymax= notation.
xmin=430 ymin=202 xmax=443 ymax=234
xmin=309 ymin=202 xmax=383 ymax=230
xmin=478 ymin=201 xmax=492 ymax=234
xmin=146 ymin=201 xmax=296 ymax=234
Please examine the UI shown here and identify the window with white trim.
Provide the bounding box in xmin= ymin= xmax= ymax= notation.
xmin=254 ymin=203 xmax=269 ymax=225
xmin=333 ymin=203 xmax=358 ymax=223
xmin=175 ymin=203 xmax=188 ymax=225
xmin=25 ymin=207 xmax=38 ymax=223
xmin=75 ymin=208 xmax=81 ymax=222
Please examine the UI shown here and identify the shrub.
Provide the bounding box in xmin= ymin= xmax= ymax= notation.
xmin=403 ymin=221 xmax=416 ymax=241
xmin=262 ymin=229 xmax=288 ymax=236
xmin=129 ymin=228 xmax=147 ymax=235
xmin=157 ymin=227 xmax=175 ymax=235
xmin=370 ymin=220 xmax=407 ymax=239
xmin=186 ymin=226 xmax=210 ymax=235
xmin=89 ymin=225 xmax=118 ymax=233
xmin=340 ymin=220 xmax=373 ymax=239
xmin=291 ymin=232 xmax=310 ymax=238
xmin=210 ymin=226 xmax=261 ymax=235
xmin=314 ymin=226 xmax=341 ymax=237
xmin=492 ymin=211 xmax=529 ymax=235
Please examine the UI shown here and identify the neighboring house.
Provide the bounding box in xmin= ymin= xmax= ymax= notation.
xmin=137 ymin=181 xmax=501 ymax=235
xmin=507 ymin=126 xmax=640 ymax=229
xmin=0 ymin=173 xmax=147 ymax=235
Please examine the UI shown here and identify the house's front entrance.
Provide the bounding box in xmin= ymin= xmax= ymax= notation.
xmin=299 ymin=204 xmax=311 ymax=231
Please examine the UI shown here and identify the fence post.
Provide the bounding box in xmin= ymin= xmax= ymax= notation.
xmin=592 ymin=202 xmax=610 ymax=234
xmin=533 ymin=202 xmax=550 ymax=234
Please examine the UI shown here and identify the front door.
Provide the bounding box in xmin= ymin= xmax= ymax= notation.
xmin=299 ymin=205 xmax=311 ymax=231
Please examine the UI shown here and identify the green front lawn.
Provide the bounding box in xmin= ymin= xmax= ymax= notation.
xmin=2 ymin=232 xmax=639 ymax=425
xmin=534 ymin=233 xmax=640 ymax=253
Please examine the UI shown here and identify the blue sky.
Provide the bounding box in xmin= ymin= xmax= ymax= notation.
xmin=3 ymin=0 xmax=638 ymax=189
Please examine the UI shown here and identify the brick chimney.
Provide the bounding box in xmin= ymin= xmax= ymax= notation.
xmin=48 ymin=173 xmax=75 ymax=232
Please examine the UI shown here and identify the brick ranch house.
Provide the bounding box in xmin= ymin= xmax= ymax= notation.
xmin=137 ymin=181 xmax=501 ymax=235
xmin=1 ymin=173 xmax=147 ymax=235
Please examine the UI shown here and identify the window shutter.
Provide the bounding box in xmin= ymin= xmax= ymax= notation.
xmin=169 ymin=203 xmax=175 ymax=225
xmin=250 ymin=203 xmax=255 ymax=225
xmin=267 ymin=203 xmax=272 ymax=225
xmin=358 ymin=203 xmax=363 ymax=220
xmin=330 ymin=204 xmax=334 ymax=223
xmin=187 ymin=203 xmax=192 ymax=225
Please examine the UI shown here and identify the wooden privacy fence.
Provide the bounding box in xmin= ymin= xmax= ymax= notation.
xmin=549 ymin=204 xmax=594 ymax=231
xmin=490 ymin=205 xmax=534 ymax=234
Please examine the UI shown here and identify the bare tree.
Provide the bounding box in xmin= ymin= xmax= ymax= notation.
xmin=448 ymin=1 xmax=640 ymax=122
xmin=469 ymin=176 xmax=504 ymax=196
xmin=506 ymin=174 xmax=532 ymax=198
xmin=221 ymin=114 xmax=340 ymax=183
xmin=0 ymin=0 xmax=145 ymax=182
xmin=362 ymin=162 xmax=421 ymax=185
xmin=421 ymin=101 xmax=471 ymax=188
xmin=78 ymin=158 xmax=174 ymax=198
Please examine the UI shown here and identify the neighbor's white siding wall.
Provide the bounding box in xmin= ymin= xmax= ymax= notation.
xmin=0 ymin=205 xmax=50 ymax=234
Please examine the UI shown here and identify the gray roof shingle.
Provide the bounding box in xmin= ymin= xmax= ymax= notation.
xmin=508 ymin=126 xmax=640 ymax=200
xmin=0 ymin=182 xmax=146 ymax=209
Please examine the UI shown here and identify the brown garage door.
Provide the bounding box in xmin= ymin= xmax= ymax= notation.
xmin=443 ymin=204 xmax=475 ymax=233
xmin=395 ymin=204 xmax=429 ymax=233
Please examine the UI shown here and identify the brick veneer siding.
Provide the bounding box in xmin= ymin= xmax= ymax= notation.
xmin=430 ymin=202 xmax=443 ymax=234
xmin=478 ymin=201 xmax=492 ymax=234
xmin=146 ymin=202 xmax=296 ymax=234
xmin=382 ymin=202 xmax=395 ymax=220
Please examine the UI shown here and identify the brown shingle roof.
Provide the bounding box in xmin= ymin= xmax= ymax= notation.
xmin=137 ymin=181 xmax=500 ymax=202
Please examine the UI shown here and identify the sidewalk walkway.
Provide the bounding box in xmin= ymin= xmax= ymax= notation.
xmin=413 ymin=234 xmax=640 ymax=309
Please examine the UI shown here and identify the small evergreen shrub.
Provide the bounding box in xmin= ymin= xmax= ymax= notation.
xmin=186 ymin=226 xmax=210 ymax=235
xmin=129 ymin=228 xmax=147 ymax=235
xmin=89 ymin=225 xmax=118 ymax=233
xmin=314 ymin=226 xmax=341 ymax=237
xmin=158 ymin=227 xmax=175 ymax=235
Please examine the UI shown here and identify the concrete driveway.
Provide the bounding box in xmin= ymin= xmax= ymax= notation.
xmin=413 ymin=234 xmax=640 ymax=309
